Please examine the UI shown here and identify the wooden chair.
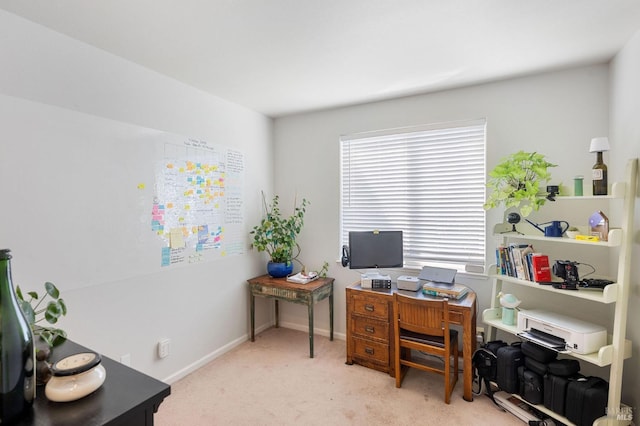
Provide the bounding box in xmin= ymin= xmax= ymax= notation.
xmin=393 ymin=292 xmax=459 ymax=404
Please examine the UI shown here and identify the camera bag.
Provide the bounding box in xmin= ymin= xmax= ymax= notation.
xmin=521 ymin=340 xmax=557 ymax=363
xmin=565 ymin=376 xmax=608 ymax=426
xmin=522 ymin=369 xmax=544 ymax=405
xmin=547 ymin=358 xmax=580 ymax=377
xmin=543 ymin=373 xmax=583 ymax=416
xmin=524 ymin=356 xmax=548 ymax=376
xmin=496 ymin=342 xmax=523 ymax=394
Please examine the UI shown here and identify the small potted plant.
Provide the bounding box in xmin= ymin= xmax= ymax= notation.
xmin=484 ymin=151 xmax=557 ymax=217
xmin=250 ymin=192 xmax=309 ymax=277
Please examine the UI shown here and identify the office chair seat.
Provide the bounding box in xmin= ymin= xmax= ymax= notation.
xmin=399 ymin=329 xmax=458 ymax=349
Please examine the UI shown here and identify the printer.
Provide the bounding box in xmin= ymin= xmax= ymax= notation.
xmin=517 ymin=309 xmax=607 ymax=355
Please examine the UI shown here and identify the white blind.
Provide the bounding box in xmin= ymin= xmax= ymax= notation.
xmin=340 ymin=119 xmax=486 ymax=271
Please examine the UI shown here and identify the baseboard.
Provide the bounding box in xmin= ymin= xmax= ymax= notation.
xmin=277 ymin=320 xmax=346 ymax=341
xmin=160 ymin=322 xmax=271 ymax=384
xmin=160 ymin=322 xmax=345 ymax=384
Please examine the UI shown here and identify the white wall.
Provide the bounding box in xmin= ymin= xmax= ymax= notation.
xmin=274 ymin=65 xmax=640 ymax=400
xmin=609 ymin=28 xmax=640 ymax=413
xmin=0 ymin=10 xmax=275 ymax=382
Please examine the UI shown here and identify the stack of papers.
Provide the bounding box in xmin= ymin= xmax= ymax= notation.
xmin=286 ymin=272 xmax=319 ymax=284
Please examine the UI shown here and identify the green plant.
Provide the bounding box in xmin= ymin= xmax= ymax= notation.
xmin=16 ymin=281 xmax=68 ymax=348
xmin=484 ymin=151 xmax=557 ymax=217
xmin=250 ymin=193 xmax=309 ymax=264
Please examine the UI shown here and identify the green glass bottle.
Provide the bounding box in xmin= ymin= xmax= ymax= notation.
xmin=592 ymin=152 xmax=608 ymax=195
xmin=0 ymin=249 xmax=35 ymax=423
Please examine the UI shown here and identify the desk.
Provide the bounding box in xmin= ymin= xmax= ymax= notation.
xmin=248 ymin=275 xmax=334 ymax=358
xmin=16 ymin=340 xmax=171 ymax=425
xmin=346 ymin=283 xmax=477 ymax=402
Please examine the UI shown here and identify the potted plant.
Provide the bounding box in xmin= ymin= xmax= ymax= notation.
xmin=250 ymin=193 xmax=309 ymax=277
xmin=16 ymin=281 xmax=68 ymax=383
xmin=484 ymin=151 xmax=557 ymax=217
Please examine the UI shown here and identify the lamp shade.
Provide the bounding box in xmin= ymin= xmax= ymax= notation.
xmin=589 ymin=137 xmax=610 ymax=153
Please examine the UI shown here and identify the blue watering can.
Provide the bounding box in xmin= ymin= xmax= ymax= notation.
xmin=525 ymin=219 xmax=569 ymax=237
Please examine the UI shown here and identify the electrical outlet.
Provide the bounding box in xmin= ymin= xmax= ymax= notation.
xmin=158 ymin=338 xmax=170 ymax=359
xmin=476 ymin=326 xmax=485 ymax=345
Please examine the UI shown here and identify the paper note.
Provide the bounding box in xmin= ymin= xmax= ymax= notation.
xmin=170 ymin=228 xmax=185 ymax=248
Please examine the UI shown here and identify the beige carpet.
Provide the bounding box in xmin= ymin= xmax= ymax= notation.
xmin=155 ymin=327 xmax=522 ymax=426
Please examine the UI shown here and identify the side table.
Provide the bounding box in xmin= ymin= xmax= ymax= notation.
xmin=247 ymin=274 xmax=334 ymax=358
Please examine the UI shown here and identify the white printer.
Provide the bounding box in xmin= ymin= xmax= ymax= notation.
xmin=517 ymin=309 xmax=607 ymax=355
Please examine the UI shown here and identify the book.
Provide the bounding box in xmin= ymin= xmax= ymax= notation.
xmin=286 ymin=272 xmax=319 ymax=284
xmin=421 ymin=282 xmax=469 ymax=300
xmin=531 ymin=254 xmax=552 ymax=282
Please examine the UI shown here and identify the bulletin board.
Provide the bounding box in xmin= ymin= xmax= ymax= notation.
xmin=0 ymin=94 xmax=245 ymax=291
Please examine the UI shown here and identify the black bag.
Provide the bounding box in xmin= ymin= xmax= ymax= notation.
xmin=547 ymin=358 xmax=580 ymax=377
xmin=544 ymin=373 xmax=583 ymax=416
xmin=565 ymin=376 xmax=609 ymax=426
xmin=496 ymin=342 xmax=523 ymax=394
xmin=524 ymin=356 xmax=548 ymax=376
xmin=521 ymin=369 xmax=544 ymax=405
xmin=472 ymin=340 xmax=506 ymax=403
xmin=521 ymin=340 xmax=557 ymax=363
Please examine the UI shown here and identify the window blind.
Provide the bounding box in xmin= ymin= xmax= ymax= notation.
xmin=340 ymin=119 xmax=486 ymax=271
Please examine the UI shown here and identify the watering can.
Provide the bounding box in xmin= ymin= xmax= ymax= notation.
xmin=525 ymin=219 xmax=569 ymax=237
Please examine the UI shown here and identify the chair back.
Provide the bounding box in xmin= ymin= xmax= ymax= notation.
xmin=395 ymin=292 xmax=449 ymax=338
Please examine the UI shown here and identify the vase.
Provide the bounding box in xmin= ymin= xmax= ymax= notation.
xmin=267 ymin=261 xmax=293 ymax=278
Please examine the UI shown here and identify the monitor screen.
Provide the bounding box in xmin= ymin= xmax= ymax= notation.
xmin=348 ymin=231 xmax=403 ymax=269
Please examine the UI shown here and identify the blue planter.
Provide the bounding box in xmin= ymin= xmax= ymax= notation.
xmin=267 ymin=261 xmax=293 ymax=278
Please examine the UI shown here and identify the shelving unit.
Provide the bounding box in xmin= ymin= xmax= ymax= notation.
xmin=484 ymin=158 xmax=637 ymax=425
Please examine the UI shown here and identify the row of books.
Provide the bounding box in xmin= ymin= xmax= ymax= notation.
xmin=496 ymin=243 xmax=551 ymax=282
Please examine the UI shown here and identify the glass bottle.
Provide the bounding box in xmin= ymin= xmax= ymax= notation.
xmin=0 ymin=249 xmax=35 ymax=424
xmin=592 ymin=152 xmax=608 ymax=195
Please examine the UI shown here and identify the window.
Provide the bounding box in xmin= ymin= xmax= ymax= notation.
xmin=340 ymin=119 xmax=486 ymax=272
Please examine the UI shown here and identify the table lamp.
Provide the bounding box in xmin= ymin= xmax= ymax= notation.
xmin=589 ymin=137 xmax=610 ymax=195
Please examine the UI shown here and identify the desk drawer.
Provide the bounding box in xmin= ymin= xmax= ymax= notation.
xmin=351 ymin=294 xmax=389 ymax=320
xmin=351 ymin=315 xmax=389 ymax=342
xmin=351 ymin=336 xmax=389 ymax=366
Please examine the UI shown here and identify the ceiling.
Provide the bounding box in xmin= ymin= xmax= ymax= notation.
xmin=2 ymin=0 xmax=640 ymax=118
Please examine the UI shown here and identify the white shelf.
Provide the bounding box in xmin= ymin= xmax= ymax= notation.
xmin=490 ymin=272 xmax=619 ymax=304
xmin=482 ymin=308 xmax=632 ymax=367
xmin=553 ymin=181 xmax=626 ymax=199
xmin=493 ymin=226 xmax=622 ymax=247
xmin=486 ymin=159 xmax=637 ymax=426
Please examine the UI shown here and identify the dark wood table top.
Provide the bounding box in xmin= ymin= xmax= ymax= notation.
xmin=16 ymin=340 xmax=171 ymax=426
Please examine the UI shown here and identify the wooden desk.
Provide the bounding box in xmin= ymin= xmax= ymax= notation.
xmin=16 ymin=340 xmax=170 ymax=425
xmin=248 ymin=275 xmax=334 ymax=358
xmin=346 ymin=283 xmax=477 ymax=402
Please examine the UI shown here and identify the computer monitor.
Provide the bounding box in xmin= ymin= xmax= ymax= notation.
xmin=348 ymin=230 xmax=403 ymax=269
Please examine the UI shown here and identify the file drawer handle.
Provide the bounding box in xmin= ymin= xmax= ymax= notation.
xmin=364 ymin=304 xmax=375 ymax=312
xmin=365 ymin=347 xmax=374 ymax=355
xmin=365 ymin=326 xmax=375 ymax=333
